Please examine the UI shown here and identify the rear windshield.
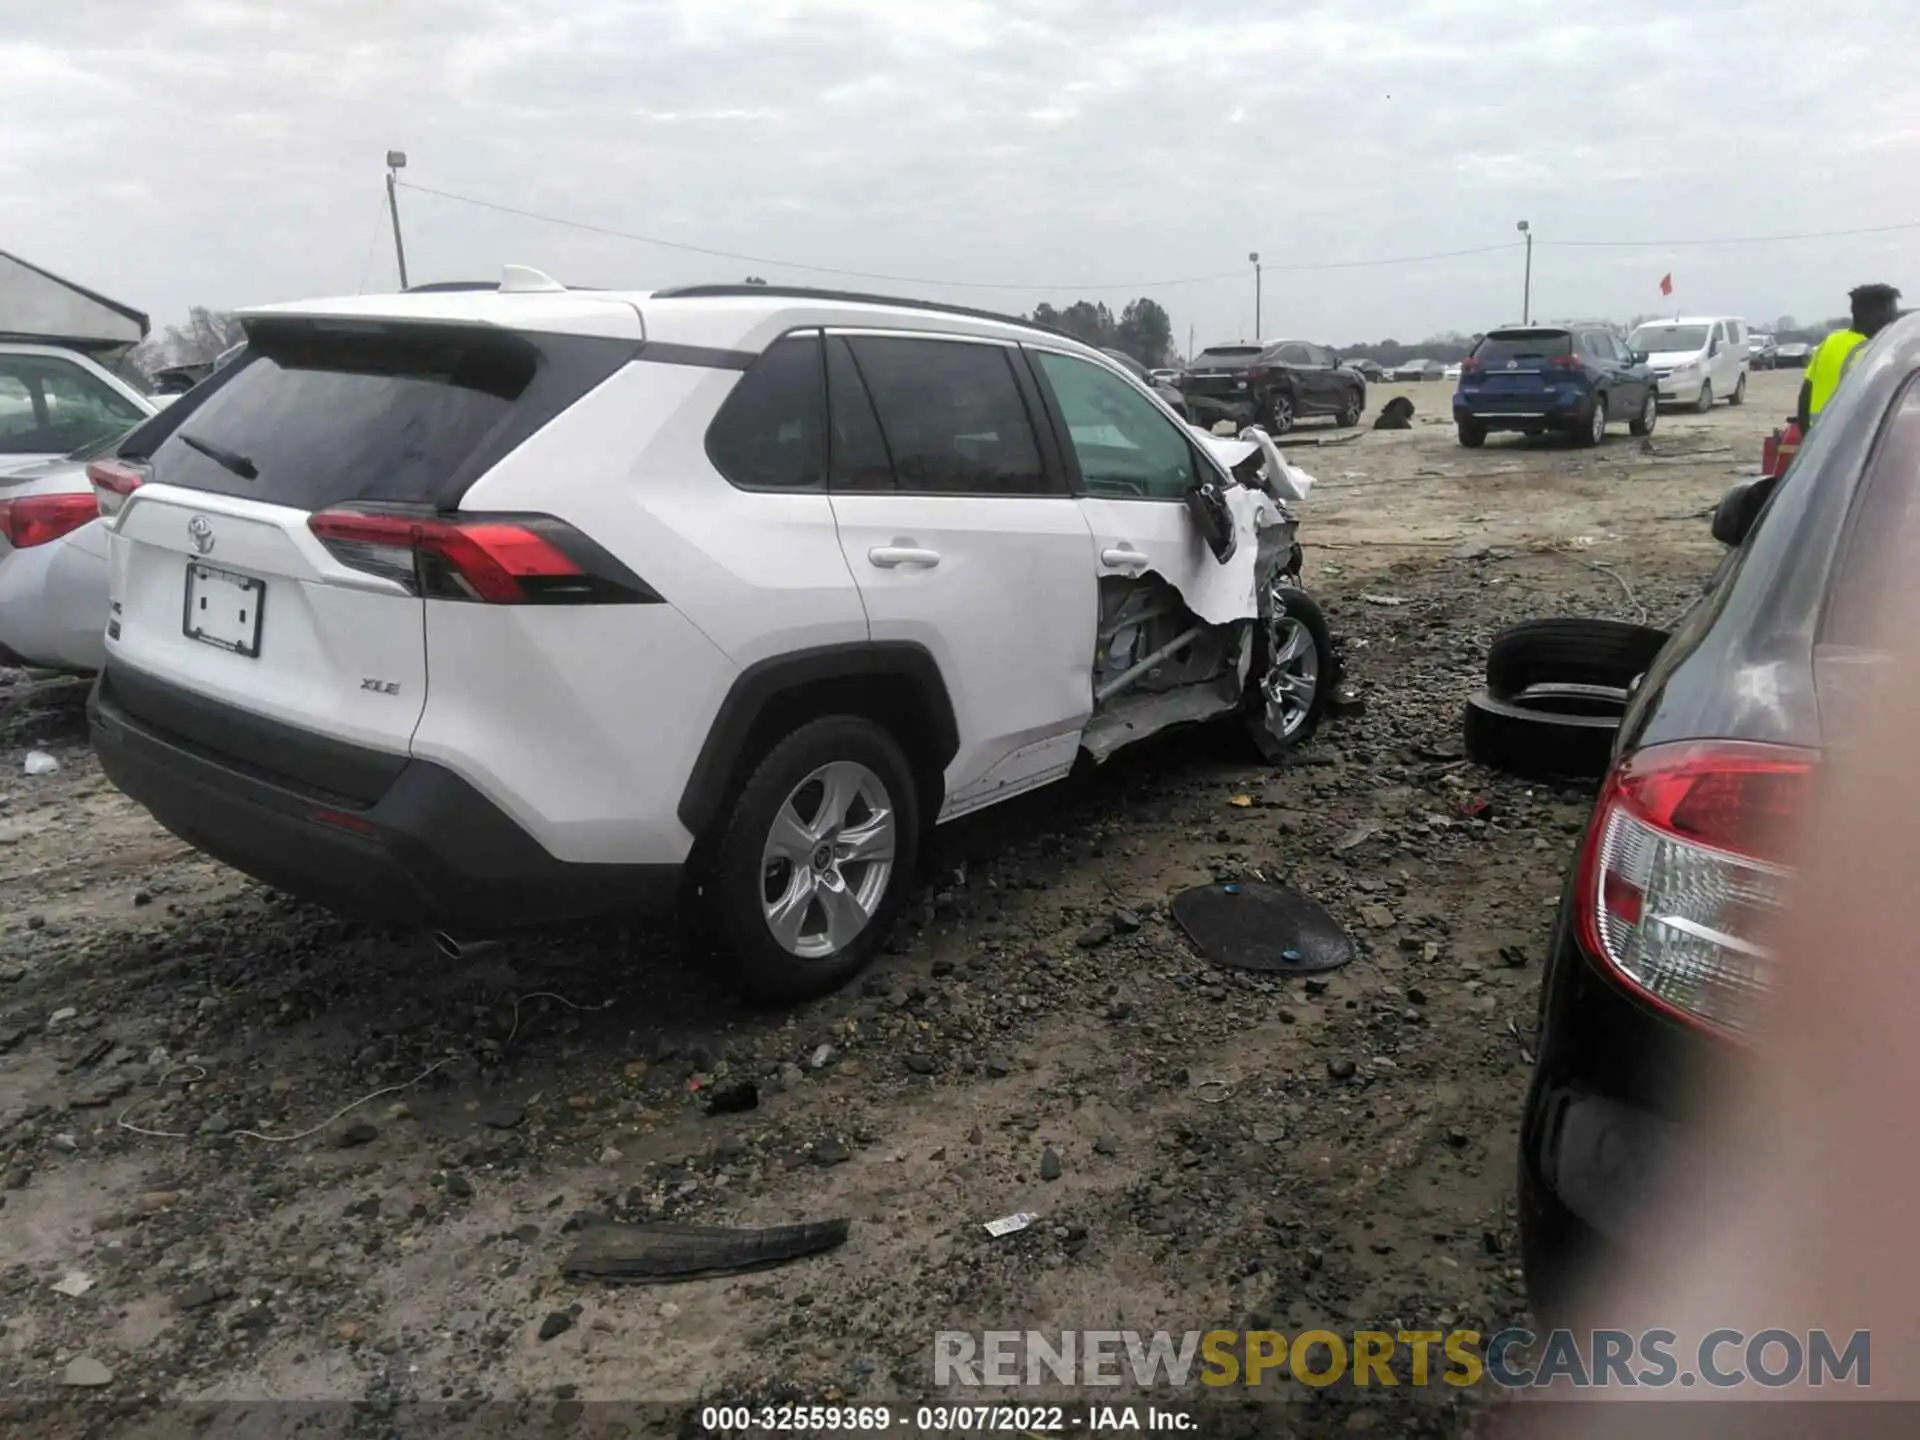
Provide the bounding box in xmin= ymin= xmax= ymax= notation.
xmin=142 ymin=325 xmax=540 ymax=509
xmin=1192 ymin=347 xmax=1263 ymax=365
xmin=1631 ymin=324 xmax=1710 ymax=353
xmin=1472 ymin=330 xmax=1572 ymax=362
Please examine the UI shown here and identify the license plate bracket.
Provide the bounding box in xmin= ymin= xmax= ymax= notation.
xmin=183 ymin=563 xmax=265 ymax=658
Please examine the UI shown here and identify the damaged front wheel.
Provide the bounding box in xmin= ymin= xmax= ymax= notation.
xmin=1245 ymin=584 xmax=1334 ymax=760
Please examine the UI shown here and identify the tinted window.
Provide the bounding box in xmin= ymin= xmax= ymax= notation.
xmin=1277 ymin=343 xmax=1313 ymax=365
xmin=844 ymin=337 xmax=1047 ymax=496
xmin=825 ymin=337 xmax=894 ymax=492
xmin=0 ymin=354 xmax=147 ymax=456
xmin=148 ymin=326 xmax=542 ymax=507
xmin=1035 ymin=350 xmax=1199 ymax=501
xmin=1473 ymin=330 xmax=1573 ymax=362
xmin=1631 ymin=324 xmax=1710 ymax=354
xmin=706 ymin=332 xmax=826 ymax=491
xmin=1193 ymin=347 xmax=1263 ymax=366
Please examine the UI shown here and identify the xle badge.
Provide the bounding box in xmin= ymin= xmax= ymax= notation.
xmin=361 ymin=678 xmax=401 ymax=695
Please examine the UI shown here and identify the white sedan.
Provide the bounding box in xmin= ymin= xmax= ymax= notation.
xmin=0 ymin=423 xmax=146 ymax=672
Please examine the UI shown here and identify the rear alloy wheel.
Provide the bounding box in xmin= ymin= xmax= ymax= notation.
xmin=707 ymin=716 xmax=920 ymax=1004
xmin=1694 ymin=380 xmax=1714 ymax=414
xmin=1729 ymin=372 xmax=1747 ymax=406
xmin=1336 ymin=390 xmax=1363 ymax=427
xmin=1265 ymin=390 xmax=1296 ymax=435
xmin=1629 ymin=391 xmax=1658 ymax=437
xmin=1577 ymin=394 xmax=1608 ymax=447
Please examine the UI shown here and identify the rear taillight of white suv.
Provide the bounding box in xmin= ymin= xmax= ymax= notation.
xmin=307 ymin=506 xmax=661 ymax=605
xmin=87 ymin=459 xmax=149 ymax=520
xmin=1574 ymin=740 xmax=1815 ymax=1039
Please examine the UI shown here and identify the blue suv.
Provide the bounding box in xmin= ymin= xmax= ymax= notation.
xmin=1453 ymin=325 xmax=1658 ymax=448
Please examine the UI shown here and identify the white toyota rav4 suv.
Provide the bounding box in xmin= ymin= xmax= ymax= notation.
xmin=87 ymin=274 xmax=1332 ymax=1001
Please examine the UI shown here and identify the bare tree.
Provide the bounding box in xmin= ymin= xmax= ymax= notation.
xmin=165 ymin=307 xmax=245 ymax=366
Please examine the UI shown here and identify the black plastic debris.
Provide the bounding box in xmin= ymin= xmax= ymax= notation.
xmin=563 ymin=1219 xmax=849 ymax=1285
xmin=1171 ymin=882 xmax=1355 ymax=974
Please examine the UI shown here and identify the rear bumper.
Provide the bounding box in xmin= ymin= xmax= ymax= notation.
xmin=1454 ymin=393 xmax=1588 ymax=429
xmin=0 ymin=527 xmax=110 ymax=674
xmin=89 ymin=665 xmax=682 ymax=929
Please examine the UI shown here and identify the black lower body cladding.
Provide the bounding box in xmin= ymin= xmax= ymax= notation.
xmin=89 ymin=665 xmax=679 ymax=930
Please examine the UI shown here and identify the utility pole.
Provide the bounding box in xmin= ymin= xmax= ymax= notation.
xmin=386 ymin=150 xmax=410 ymax=291
xmin=1249 ymin=252 xmax=1263 ymax=340
xmin=1516 ymin=220 xmax=1532 ymax=325
xmin=1188 ymin=322 xmax=1195 ymax=364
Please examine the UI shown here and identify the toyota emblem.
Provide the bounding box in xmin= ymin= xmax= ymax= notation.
xmin=188 ymin=516 xmax=215 ymax=555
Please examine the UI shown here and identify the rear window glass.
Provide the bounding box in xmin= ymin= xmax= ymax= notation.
xmin=1630 ymin=324 xmax=1710 ymax=353
xmin=706 ymin=333 xmax=826 ymax=491
xmin=1472 ymin=331 xmax=1573 ymax=362
xmin=145 ymin=327 xmax=538 ymax=508
xmin=1192 ymin=347 xmax=1262 ymax=365
xmin=845 ymin=337 xmax=1048 ymax=496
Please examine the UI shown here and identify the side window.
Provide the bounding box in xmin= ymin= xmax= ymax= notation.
xmin=1277 ymin=343 xmax=1312 ymax=366
xmin=843 ymin=337 xmax=1048 ymax=496
xmin=1034 ymin=350 xmax=1200 ymax=501
xmin=705 ymin=333 xmax=826 ymax=490
xmin=825 ymin=337 xmax=895 ymax=492
xmin=0 ymin=356 xmax=147 ymax=456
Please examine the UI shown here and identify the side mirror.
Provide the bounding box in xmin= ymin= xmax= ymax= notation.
xmin=1712 ymin=475 xmax=1778 ymax=547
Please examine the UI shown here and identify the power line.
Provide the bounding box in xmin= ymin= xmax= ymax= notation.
xmin=395 ymin=180 xmax=1523 ymax=290
xmin=1542 ymin=219 xmax=1920 ymax=249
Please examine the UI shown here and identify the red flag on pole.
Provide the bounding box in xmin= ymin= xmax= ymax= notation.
xmin=1659 ymin=273 xmax=1674 ymax=296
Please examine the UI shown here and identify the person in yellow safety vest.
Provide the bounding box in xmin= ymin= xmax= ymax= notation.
xmin=1798 ymin=283 xmax=1902 ymax=429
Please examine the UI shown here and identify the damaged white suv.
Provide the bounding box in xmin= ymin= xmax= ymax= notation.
xmin=87 ymin=276 xmax=1333 ymax=1001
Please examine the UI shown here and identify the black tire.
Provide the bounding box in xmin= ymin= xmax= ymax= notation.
xmin=1729 ymin=372 xmax=1746 ymax=407
xmin=1463 ymin=689 xmax=1620 ymax=783
xmin=1264 ymin=388 xmax=1296 ymax=435
xmin=705 ymin=715 xmax=921 ymax=1005
xmin=1336 ymin=389 xmax=1363 ymax=428
xmin=1628 ymin=390 xmax=1658 ymax=437
xmin=1485 ymin=618 xmax=1669 ymax=699
xmin=1457 ymin=420 xmax=1487 ymax=448
xmin=1575 ymin=393 xmax=1607 ymax=447
xmin=1693 ymin=380 xmax=1714 ymax=414
xmin=1243 ymin=585 xmax=1335 ymax=759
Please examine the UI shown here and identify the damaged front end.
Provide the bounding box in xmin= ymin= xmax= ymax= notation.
xmin=1083 ymin=429 xmax=1329 ymax=763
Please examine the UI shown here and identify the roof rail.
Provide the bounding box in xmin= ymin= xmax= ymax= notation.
xmin=649 ymin=283 xmax=1070 ymax=342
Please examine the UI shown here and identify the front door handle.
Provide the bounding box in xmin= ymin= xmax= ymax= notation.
xmin=1101 ymin=546 xmax=1149 ymax=570
xmin=868 ymin=546 xmax=941 ymax=569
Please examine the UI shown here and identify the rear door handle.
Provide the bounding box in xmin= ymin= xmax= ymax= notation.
xmin=868 ymin=546 xmax=941 ymax=569
xmin=1101 ymin=546 xmax=1149 ymax=570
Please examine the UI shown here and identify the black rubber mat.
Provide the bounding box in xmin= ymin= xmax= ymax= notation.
xmin=1171 ymin=881 xmax=1355 ymax=974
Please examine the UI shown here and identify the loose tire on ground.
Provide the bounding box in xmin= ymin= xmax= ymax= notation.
xmin=705 ymin=715 xmax=921 ymax=1005
xmin=1485 ymin=618 xmax=1670 ymax=699
xmin=1463 ymin=689 xmax=1622 ymax=783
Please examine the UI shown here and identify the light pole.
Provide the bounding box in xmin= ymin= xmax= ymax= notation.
xmin=1516 ymin=220 xmax=1532 ymax=325
xmin=386 ymin=150 xmax=410 ymax=291
xmin=1250 ymin=252 xmax=1263 ymax=340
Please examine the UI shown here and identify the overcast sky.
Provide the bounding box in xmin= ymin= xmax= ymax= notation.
xmin=5 ymin=0 xmax=1916 ymax=351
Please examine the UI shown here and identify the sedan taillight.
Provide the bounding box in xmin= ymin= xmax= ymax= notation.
xmin=1575 ymin=740 xmax=1814 ymax=1039
xmin=0 ymin=493 xmax=99 ymax=548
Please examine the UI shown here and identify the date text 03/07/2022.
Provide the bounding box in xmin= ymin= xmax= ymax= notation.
xmin=697 ymin=1403 xmax=1196 ymax=1433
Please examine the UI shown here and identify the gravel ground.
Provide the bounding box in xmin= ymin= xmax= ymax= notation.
xmin=0 ymin=374 xmax=1795 ymax=1437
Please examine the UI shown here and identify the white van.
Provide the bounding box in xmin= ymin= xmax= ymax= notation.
xmin=1627 ymin=316 xmax=1750 ymax=412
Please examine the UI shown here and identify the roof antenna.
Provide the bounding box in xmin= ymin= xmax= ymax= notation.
xmin=500 ymin=265 xmax=565 ymax=294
